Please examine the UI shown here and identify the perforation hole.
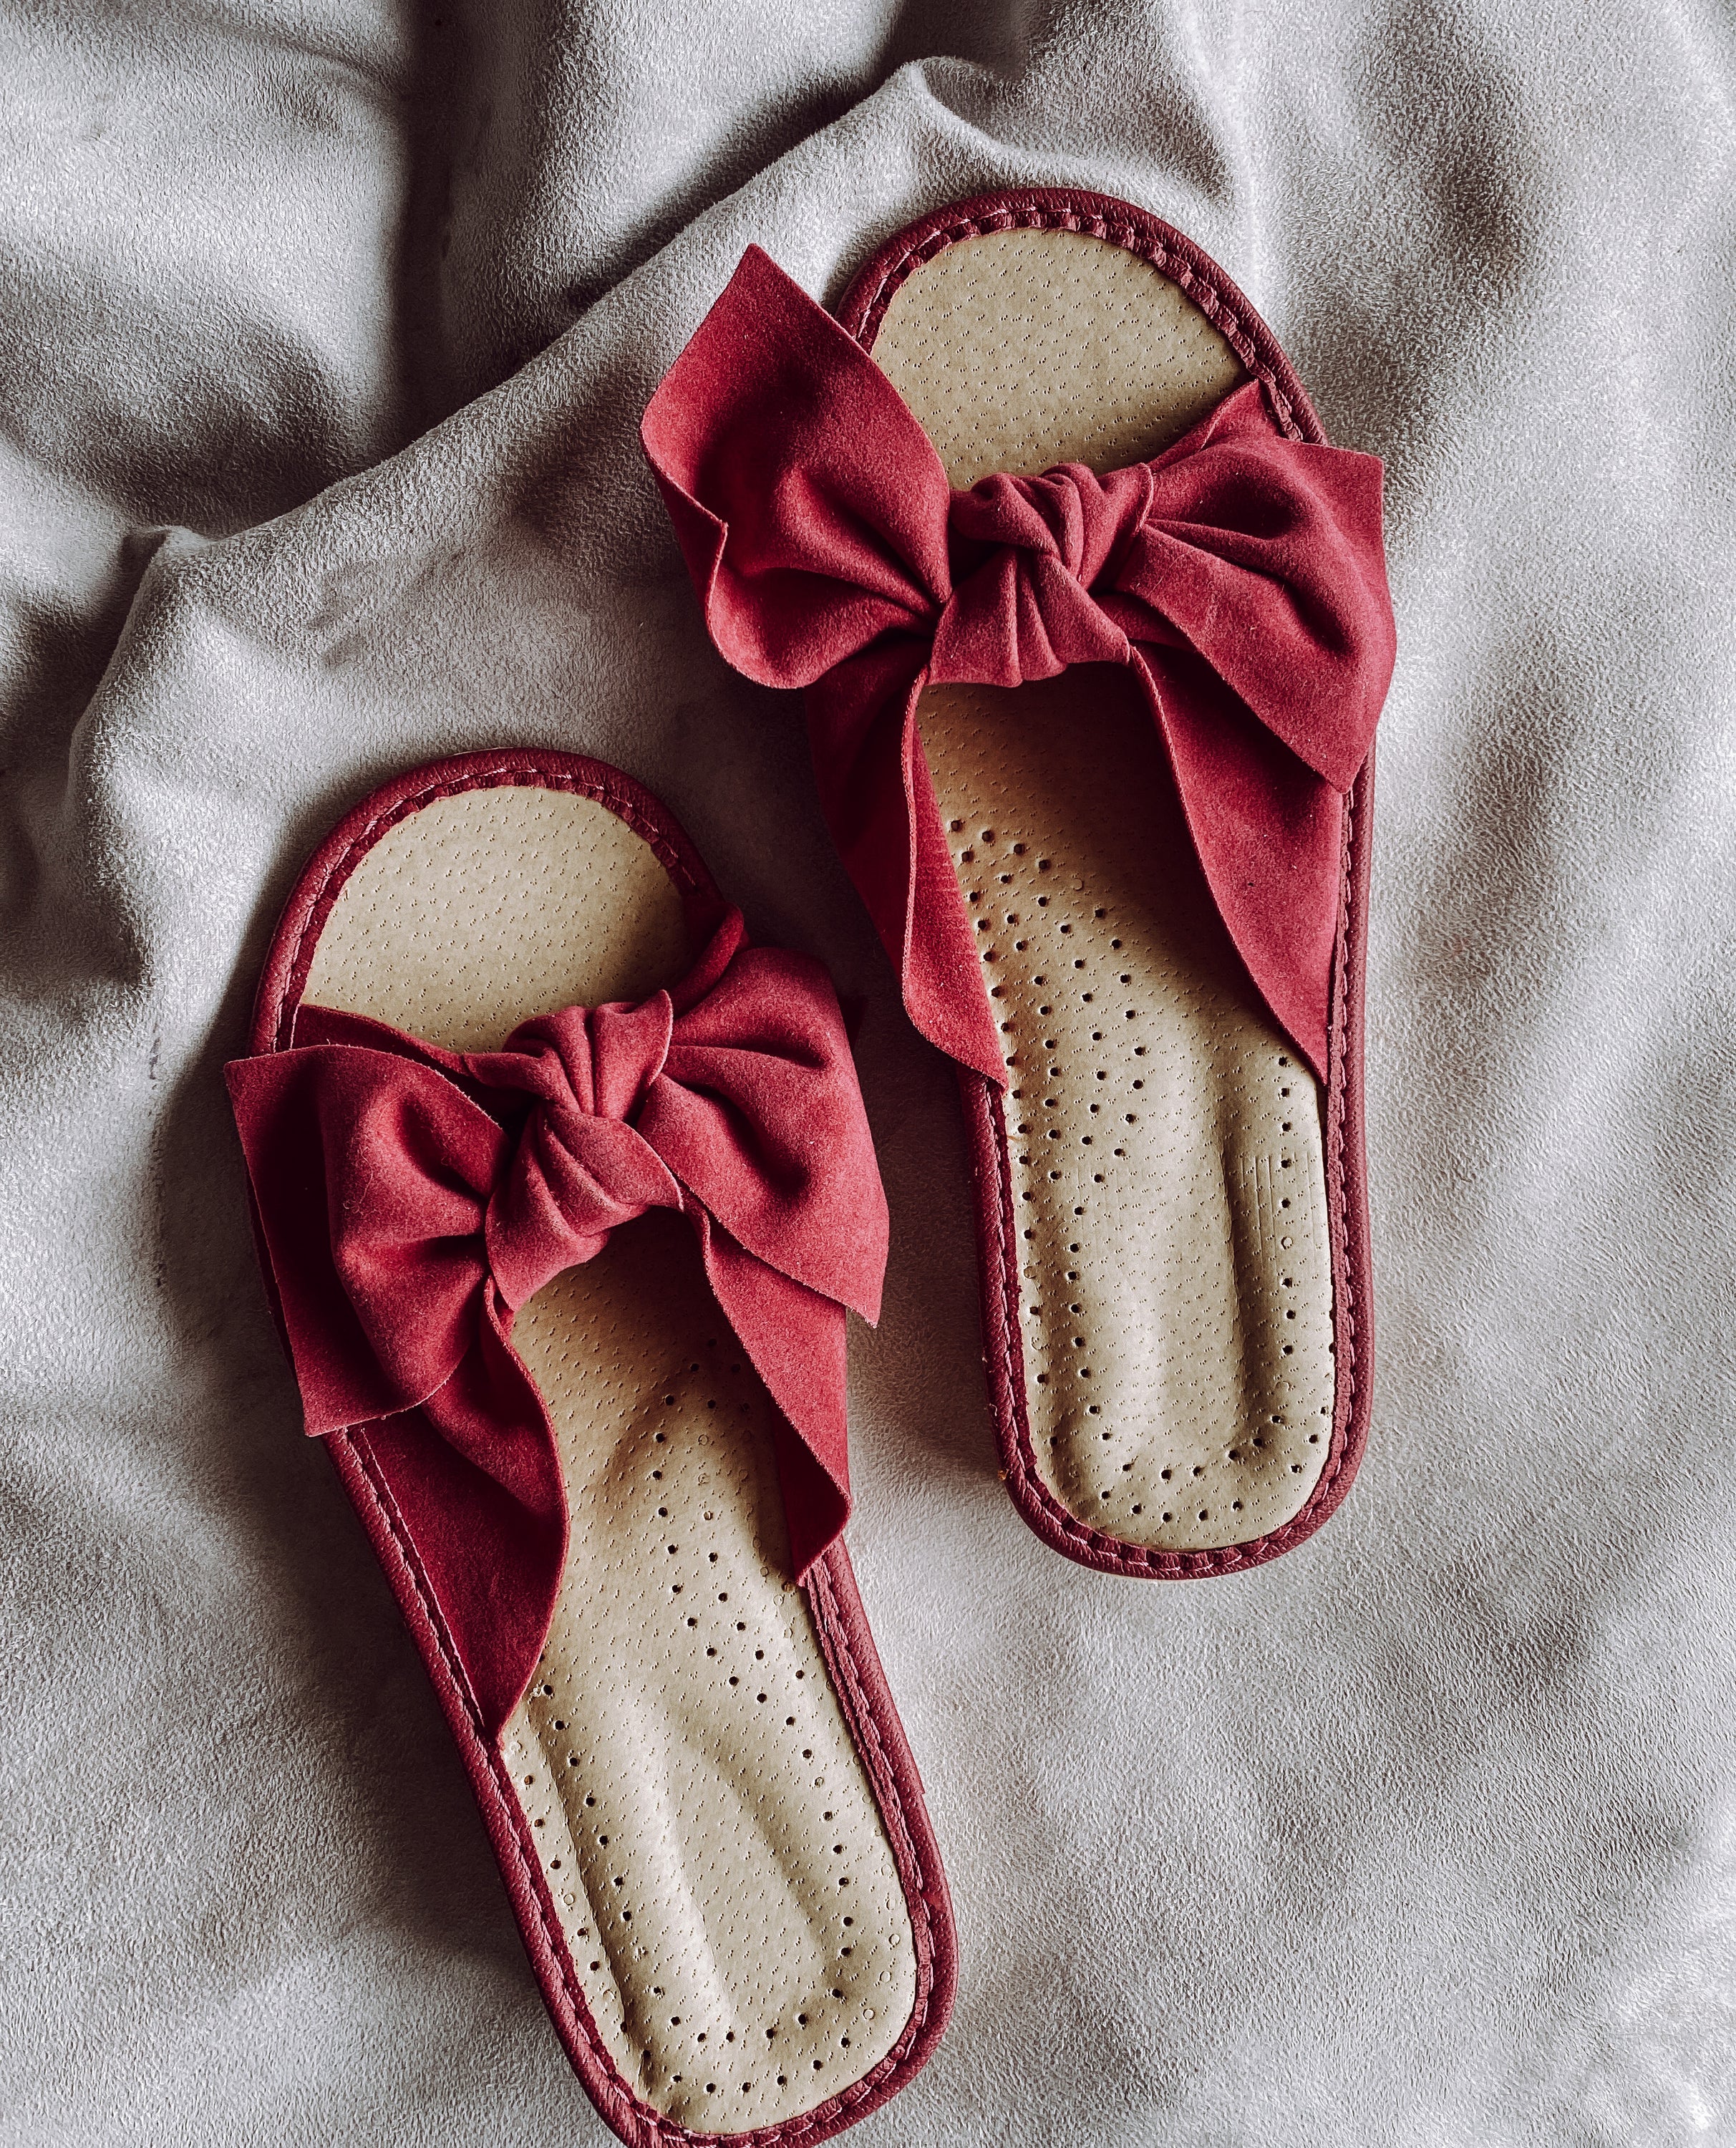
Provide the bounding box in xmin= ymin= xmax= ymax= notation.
xmin=923 ymin=673 xmax=1335 ymax=1557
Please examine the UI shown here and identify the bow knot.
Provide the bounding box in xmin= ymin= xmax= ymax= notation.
xmin=470 ymin=997 xmax=682 ymax=1308
xmin=931 ymin=463 xmax=1149 ymax=688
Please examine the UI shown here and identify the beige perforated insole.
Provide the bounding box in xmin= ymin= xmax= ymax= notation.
xmin=302 ymin=783 xmax=916 ymax=2133
xmin=873 ymin=227 xmax=1335 ymax=1550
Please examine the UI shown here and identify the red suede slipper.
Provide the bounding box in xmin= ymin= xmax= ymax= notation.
xmin=643 ymin=190 xmax=1395 ymax=1579
xmin=224 ymin=750 xmax=954 ymax=2144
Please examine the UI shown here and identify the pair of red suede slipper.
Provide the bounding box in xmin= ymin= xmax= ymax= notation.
xmin=226 ymin=190 xmax=1394 ymax=2146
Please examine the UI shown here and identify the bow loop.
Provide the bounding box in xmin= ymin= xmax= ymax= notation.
xmin=640 ymin=243 xmax=953 ymax=691
xmin=1117 ymin=405 xmax=1395 ymax=793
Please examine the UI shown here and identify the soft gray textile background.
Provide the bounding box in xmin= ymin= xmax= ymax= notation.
xmin=2 ymin=3 xmax=1732 ymax=2142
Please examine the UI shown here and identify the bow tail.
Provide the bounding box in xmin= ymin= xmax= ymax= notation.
xmin=805 ymin=650 xmax=1007 ymax=1088
xmin=364 ymin=1295 xmax=568 ymax=1739
xmin=798 ymin=629 xmax=1346 ymax=1088
xmin=1135 ymin=644 xmax=1346 ymax=1081
xmin=694 ymin=1214 xmax=851 ymax=1576
xmin=226 ymin=1045 xmax=568 ymax=1739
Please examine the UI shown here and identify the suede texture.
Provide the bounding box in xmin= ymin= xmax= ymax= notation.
xmin=641 ymin=244 xmax=1394 ymax=1082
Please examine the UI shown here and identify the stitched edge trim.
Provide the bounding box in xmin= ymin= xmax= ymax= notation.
xmin=961 ymin=796 xmax=1372 ymax=1577
xmin=254 ymin=753 xmax=713 ymax=1058
xmin=959 ymin=764 xmax=1375 ymax=1575
xmin=841 ymin=193 xmax=1373 ymax=1577
xmin=834 ymin=186 xmax=1326 ymax=448
xmin=248 ymin=748 xmax=955 ymax=2145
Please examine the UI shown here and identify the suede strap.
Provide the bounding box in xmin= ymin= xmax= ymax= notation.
xmin=225 ymin=906 xmax=887 ymax=1734
xmin=641 ymin=244 xmax=1396 ymax=1080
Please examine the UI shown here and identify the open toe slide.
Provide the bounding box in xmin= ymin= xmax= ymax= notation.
xmin=643 ymin=190 xmax=1396 ymax=1578
xmin=225 ymin=750 xmax=954 ymax=2144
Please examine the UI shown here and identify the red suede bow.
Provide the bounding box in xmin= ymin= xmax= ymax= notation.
xmin=641 ymin=244 xmax=1396 ymax=1080
xmin=226 ymin=909 xmax=886 ymax=1733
